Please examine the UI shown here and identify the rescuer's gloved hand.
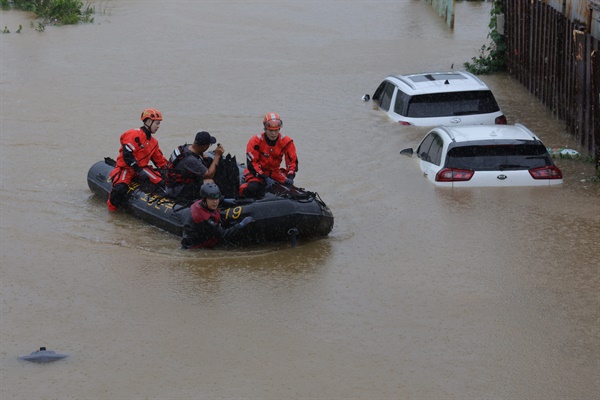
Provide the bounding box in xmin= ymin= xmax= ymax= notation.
xmin=239 ymin=216 xmax=254 ymax=228
xmin=264 ymin=177 xmax=275 ymax=189
xmin=284 ymin=177 xmax=294 ymax=186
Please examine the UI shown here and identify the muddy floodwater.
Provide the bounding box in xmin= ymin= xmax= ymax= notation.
xmin=1 ymin=1 xmax=599 ymax=399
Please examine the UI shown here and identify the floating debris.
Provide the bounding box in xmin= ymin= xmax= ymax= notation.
xmin=18 ymin=347 xmax=68 ymax=363
xmin=547 ymin=148 xmax=580 ymax=157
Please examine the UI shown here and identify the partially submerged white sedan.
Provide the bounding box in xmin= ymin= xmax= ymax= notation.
xmin=399 ymin=124 xmax=563 ymax=187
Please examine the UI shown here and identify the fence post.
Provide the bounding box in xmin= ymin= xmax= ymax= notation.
xmin=592 ymin=50 xmax=600 ymax=169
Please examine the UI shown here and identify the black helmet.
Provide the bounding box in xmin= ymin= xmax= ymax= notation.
xmin=200 ymin=183 xmax=221 ymax=199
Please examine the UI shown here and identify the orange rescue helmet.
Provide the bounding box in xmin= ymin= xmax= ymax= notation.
xmin=141 ymin=108 xmax=163 ymax=122
xmin=263 ymin=112 xmax=283 ymax=131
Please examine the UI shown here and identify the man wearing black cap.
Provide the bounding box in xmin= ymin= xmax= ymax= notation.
xmin=164 ymin=131 xmax=224 ymax=202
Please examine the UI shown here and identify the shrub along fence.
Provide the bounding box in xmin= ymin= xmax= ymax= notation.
xmin=503 ymin=0 xmax=599 ymax=167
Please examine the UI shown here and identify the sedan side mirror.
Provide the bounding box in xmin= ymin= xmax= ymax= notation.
xmin=399 ymin=148 xmax=414 ymax=157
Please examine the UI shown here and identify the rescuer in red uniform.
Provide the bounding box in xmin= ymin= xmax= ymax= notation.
xmin=107 ymin=108 xmax=168 ymax=212
xmin=239 ymin=112 xmax=298 ymax=198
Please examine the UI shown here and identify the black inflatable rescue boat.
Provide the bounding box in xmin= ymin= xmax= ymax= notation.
xmin=87 ymin=156 xmax=334 ymax=246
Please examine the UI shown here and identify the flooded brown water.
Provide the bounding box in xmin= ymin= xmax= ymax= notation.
xmin=1 ymin=1 xmax=599 ymax=399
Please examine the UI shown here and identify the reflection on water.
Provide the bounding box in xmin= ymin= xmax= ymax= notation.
xmin=166 ymin=239 xmax=334 ymax=298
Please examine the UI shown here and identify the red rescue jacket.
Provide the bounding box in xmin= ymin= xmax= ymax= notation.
xmin=243 ymin=132 xmax=298 ymax=179
xmin=115 ymin=128 xmax=167 ymax=169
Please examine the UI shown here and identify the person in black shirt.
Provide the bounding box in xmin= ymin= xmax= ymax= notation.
xmin=165 ymin=131 xmax=224 ymax=202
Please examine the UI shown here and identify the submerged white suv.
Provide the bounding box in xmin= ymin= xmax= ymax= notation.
xmin=368 ymin=71 xmax=507 ymax=126
xmin=399 ymin=124 xmax=563 ymax=187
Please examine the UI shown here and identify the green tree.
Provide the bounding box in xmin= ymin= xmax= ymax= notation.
xmin=2 ymin=0 xmax=94 ymax=26
xmin=464 ymin=0 xmax=506 ymax=74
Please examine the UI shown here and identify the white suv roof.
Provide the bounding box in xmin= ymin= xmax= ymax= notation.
xmin=386 ymin=71 xmax=491 ymax=95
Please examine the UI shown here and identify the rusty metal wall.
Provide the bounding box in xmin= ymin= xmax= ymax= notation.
xmin=542 ymin=0 xmax=600 ymax=39
xmin=593 ymin=52 xmax=600 ymax=168
xmin=504 ymin=0 xmax=599 ymax=164
xmin=426 ymin=0 xmax=455 ymax=29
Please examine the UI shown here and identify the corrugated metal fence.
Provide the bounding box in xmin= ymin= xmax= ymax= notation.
xmin=542 ymin=0 xmax=600 ymax=39
xmin=504 ymin=0 xmax=599 ymax=164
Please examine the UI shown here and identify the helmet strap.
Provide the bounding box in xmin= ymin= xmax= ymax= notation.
xmin=141 ymin=124 xmax=152 ymax=139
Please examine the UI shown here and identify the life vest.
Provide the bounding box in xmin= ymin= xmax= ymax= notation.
xmin=190 ymin=200 xmax=221 ymax=225
xmin=166 ymin=144 xmax=210 ymax=187
xmin=165 ymin=144 xmax=201 ymax=186
xmin=182 ymin=201 xmax=221 ymax=248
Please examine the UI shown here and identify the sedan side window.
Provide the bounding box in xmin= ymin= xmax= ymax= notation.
xmin=416 ymin=133 xmax=444 ymax=165
xmin=416 ymin=133 xmax=435 ymax=162
xmin=428 ymin=133 xmax=444 ymax=166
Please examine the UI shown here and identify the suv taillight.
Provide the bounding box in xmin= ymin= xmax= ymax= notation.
xmin=398 ymin=121 xmax=412 ymax=126
xmin=495 ymin=115 xmax=507 ymax=124
xmin=529 ymin=166 xmax=563 ymax=179
xmin=436 ymin=168 xmax=474 ymax=182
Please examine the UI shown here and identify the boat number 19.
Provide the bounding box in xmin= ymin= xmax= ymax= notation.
xmin=224 ymin=206 xmax=243 ymax=220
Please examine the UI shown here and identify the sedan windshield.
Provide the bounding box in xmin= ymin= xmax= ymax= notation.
xmin=445 ymin=143 xmax=553 ymax=171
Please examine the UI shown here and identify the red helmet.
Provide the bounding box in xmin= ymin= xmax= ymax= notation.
xmin=263 ymin=112 xmax=282 ymax=131
xmin=140 ymin=108 xmax=163 ymax=121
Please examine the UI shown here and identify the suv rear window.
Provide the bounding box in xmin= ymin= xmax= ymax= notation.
xmin=405 ymin=90 xmax=500 ymax=118
xmin=445 ymin=142 xmax=553 ymax=171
